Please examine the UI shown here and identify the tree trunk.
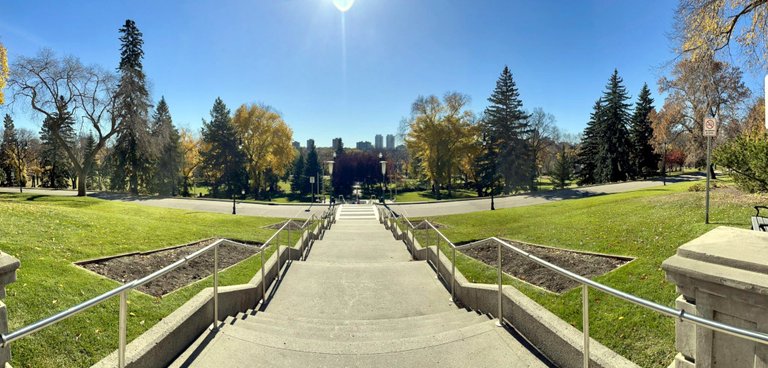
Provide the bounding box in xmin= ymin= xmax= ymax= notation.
xmin=77 ymin=170 xmax=87 ymax=196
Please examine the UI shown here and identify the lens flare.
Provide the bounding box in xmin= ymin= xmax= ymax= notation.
xmin=332 ymin=0 xmax=355 ymax=12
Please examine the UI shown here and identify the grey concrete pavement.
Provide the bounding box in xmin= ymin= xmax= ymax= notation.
xmin=389 ymin=174 xmax=704 ymax=217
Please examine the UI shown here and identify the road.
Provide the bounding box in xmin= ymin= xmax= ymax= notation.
xmin=387 ymin=175 xmax=703 ymax=218
xmin=1 ymin=174 xmax=701 ymax=219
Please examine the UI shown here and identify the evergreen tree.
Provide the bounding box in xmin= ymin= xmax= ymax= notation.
xmin=335 ymin=138 xmax=345 ymax=157
xmin=82 ymin=134 xmax=99 ymax=189
xmin=39 ymin=104 xmax=75 ymax=188
xmin=0 ymin=114 xmax=17 ymax=186
xmin=304 ymin=145 xmax=320 ymax=196
xmin=150 ymin=97 xmax=182 ymax=195
xmin=629 ymin=83 xmax=659 ymax=179
xmin=290 ymin=152 xmax=305 ymax=194
xmin=551 ymin=144 xmax=573 ymax=189
xmin=200 ymin=97 xmax=247 ymax=197
xmin=473 ymin=124 xmax=503 ymax=209
xmin=594 ymin=69 xmax=632 ymax=183
xmin=575 ymin=100 xmax=604 ymax=185
xmin=111 ymin=19 xmax=152 ymax=195
xmin=484 ymin=66 xmax=532 ymax=192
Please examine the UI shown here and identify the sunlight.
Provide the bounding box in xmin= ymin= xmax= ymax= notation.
xmin=332 ymin=0 xmax=356 ymax=13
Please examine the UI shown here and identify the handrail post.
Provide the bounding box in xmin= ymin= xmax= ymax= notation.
xmin=213 ymin=242 xmax=219 ymax=330
xmin=583 ymin=285 xmax=590 ymax=368
xmin=260 ymin=249 xmax=266 ymax=303
xmin=451 ymin=247 xmax=456 ymax=302
xmin=276 ymin=237 xmax=282 ymax=281
xmin=496 ymin=241 xmax=502 ymax=327
xmin=118 ymin=290 xmax=127 ymax=368
xmin=411 ymin=228 xmax=416 ymax=260
xmin=435 ymin=231 xmax=440 ymax=279
xmin=288 ymin=225 xmax=292 ymax=260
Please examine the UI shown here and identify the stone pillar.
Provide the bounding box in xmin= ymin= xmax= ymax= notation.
xmin=663 ymin=227 xmax=768 ymax=368
xmin=0 ymin=252 xmax=20 ymax=366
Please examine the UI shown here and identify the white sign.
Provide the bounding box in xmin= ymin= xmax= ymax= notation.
xmin=703 ymin=117 xmax=718 ymax=137
xmin=309 ymin=176 xmax=315 ymax=184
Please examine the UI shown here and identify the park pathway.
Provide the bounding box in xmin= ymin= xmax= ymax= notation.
xmin=170 ymin=204 xmax=548 ymax=367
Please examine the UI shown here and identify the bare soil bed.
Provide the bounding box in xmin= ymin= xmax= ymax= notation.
xmin=461 ymin=239 xmax=630 ymax=293
xmin=264 ymin=220 xmax=305 ymax=230
xmin=79 ymin=239 xmax=261 ymax=297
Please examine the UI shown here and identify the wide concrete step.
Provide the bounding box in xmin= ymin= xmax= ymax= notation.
xmin=308 ymin=241 xmax=410 ymax=263
xmin=264 ymin=261 xmax=456 ymax=320
xmin=234 ymin=309 xmax=479 ymax=327
xmin=227 ymin=312 xmax=489 ymax=341
xmin=171 ymin=320 xmax=548 ymax=368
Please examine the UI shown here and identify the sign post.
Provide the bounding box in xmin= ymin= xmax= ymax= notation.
xmin=309 ymin=176 xmax=316 ymax=204
xmin=703 ymin=117 xmax=718 ymax=224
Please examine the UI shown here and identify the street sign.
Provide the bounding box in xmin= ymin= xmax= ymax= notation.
xmin=703 ymin=117 xmax=718 ymax=137
xmin=309 ymin=176 xmax=315 ymax=184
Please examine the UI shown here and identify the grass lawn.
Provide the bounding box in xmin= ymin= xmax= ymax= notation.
xmin=413 ymin=179 xmax=763 ymax=368
xmin=0 ymin=193 xmax=283 ymax=368
xmin=394 ymin=189 xmax=478 ymax=202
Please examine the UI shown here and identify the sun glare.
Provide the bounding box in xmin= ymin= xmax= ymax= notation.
xmin=332 ymin=0 xmax=355 ymax=13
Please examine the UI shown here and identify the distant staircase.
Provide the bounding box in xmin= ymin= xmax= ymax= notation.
xmin=171 ymin=205 xmax=549 ymax=367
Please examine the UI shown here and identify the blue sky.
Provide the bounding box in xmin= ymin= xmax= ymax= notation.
xmin=0 ymin=0 xmax=763 ymax=147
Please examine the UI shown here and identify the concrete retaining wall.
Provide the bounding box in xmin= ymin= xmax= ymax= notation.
xmin=91 ymin=224 xmax=325 ymax=368
xmin=385 ymin=217 xmax=639 ymax=368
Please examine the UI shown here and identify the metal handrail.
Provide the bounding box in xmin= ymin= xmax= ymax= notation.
xmin=375 ymin=205 xmax=768 ymax=367
xmin=1 ymin=209 xmax=332 ymax=368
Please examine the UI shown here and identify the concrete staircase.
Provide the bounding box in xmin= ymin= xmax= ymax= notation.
xmin=171 ymin=205 xmax=549 ymax=367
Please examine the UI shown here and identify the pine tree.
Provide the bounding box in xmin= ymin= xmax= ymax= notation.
xmin=111 ymin=19 xmax=152 ymax=195
xmin=200 ymin=97 xmax=247 ymax=197
xmin=473 ymin=124 xmax=503 ymax=209
xmin=39 ymin=104 xmax=75 ymax=188
xmin=150 ymin=97 xmax=182 ymax=195
xmin=290 ymin=152 xmax=305 ymax=194
xmin=484 ymin=66 xmax=532 ymax=192
xmin=82 ymin=134 xmax=99 ymax=189
xmin=1 ymin=114 xmax=17 ymax=186
xmin=575 ymin=100 xmax=604 ymax=185
xmin=629 ymin=83 xmax=659 ymax=179
xmin=551 ymin=144 xmax=573 ymax=189
xmin=594 ymin=69 xmax=632 ymax=183
xmin=304 ymin=146 xmax=320 ymax=196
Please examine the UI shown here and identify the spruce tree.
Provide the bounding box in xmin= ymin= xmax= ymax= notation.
xmin=1 ymin=114 xmax=17 ymax=186
xmin=290 ymin=152 xmax=305 ymax=194
xmin=551 ymin=144 xmax=573 ymax=189
xmin=575 ymin=100 xmax=604 ymax=185
xmin=484 ymin=66 xmax=532 ymax=192
xmin=111 ymin=19 xmax=152 ymax=195
xmin=82 ymin=134 xmax=99 ymax=189
xmin=304 ymin=146 xmax=320 ymax=196
xmin=150 ymin=97 xmax=182 ymax=195
xmin=595 ymin=69 xmax=632 ymax=183
xmin=629 ymin=83 xmax=659 ymax=179
xmin=200 ymin=97 xmax=247 ymax=197
xmin=39 ymin=104 xmax=75 ymax=188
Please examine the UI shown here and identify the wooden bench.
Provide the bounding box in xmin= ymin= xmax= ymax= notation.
xmin=751 ymin=206 xmax=768 ymax=232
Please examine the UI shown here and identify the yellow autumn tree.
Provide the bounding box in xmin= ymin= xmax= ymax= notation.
xmin=676 ymin=0 xmax=768 ymax=68
xmin=0 ymin=42 xmax=8 ymax=105
xmin=232 ymin=104 xmax=295 ymax=197
xmin=405 ymin=92 xmax=476 ymax=198
xmin=180 ymin=128 xmax=202 ymax=196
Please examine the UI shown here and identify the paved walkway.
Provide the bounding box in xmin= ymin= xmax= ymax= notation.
xmin=171 ymin=205 xmax=548 ymax=367
xmin=390 ymin=174 xmax=703 ymax=217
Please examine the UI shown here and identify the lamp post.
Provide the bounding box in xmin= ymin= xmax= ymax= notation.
xmin=379 ymin=152 xmax=387 ymax=203
xmin=232 ymin=189 xmax=245 ymax=215
xmin=325 ymin=152 xmax=335 ymax=204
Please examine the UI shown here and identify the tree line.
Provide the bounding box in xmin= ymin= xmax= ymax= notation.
xmin=1 ymin=20 xmax=296 ymax=198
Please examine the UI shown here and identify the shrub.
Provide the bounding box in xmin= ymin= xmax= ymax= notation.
xmin=714 ymin=132 xmax=768 ymax=193
xmin=688 ymin=182 xmax=705 ymax=192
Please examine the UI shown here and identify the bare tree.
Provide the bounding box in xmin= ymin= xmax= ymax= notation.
xmin=8 ymin=49 xmax=119 ymax=196
xmin=527 ymin=107 xmax=557 ymax=182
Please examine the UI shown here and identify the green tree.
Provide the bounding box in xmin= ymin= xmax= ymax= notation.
xmin=39 ymin=98 xmax=75 ymax=188
xmin=150 ymin=97 xmax=181 ymax=196
xmin=714 ymin=131 xmax=768 ymax=193
xmin=629 ymin=83 xmax=659 ymax=179
xmin=474 ymin=122 xmax=504 ymax=209
xmin=484 ymin=66 xmax=532 ymax=192
xmin=111 ymin=19 xmax=153 ymax=195
xmin=1 ymin=114 xmax=18 ymax=186
xmin=200 ymin=97 xmax=247 ymax=197
xmin=551 ymin=144 xmax=573 ymax=189
xmin=594 ymin=69 xmax=632 ymax=183
xmin=290 ymin=152 xmax=305 ymax=194
xmin=575 ymin=100 xmax=604 ymax=185
xmin=304 ymin=145 xmax=320 ymax=196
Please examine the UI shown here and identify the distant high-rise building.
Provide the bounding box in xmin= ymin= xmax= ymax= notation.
xmin=374 ymin=134 xmax=383 ymax=150
xmin=356 ymin=141 xmax=373 ymax=151
xmin=386 ymin=134 xmax=395 ymax=150
xmin=307 ymin=139 xmax=315 ymax=150
xmin=332 ymin=138 xmax=342 ymax=151
xmin=292 ymin=141 xmax=301 ymax=150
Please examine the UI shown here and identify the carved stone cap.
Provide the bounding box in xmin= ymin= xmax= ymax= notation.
xmin=0 ymin=252 xmax=20 ymax=299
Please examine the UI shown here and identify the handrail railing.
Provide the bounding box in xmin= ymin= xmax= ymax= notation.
xmin=1 ymin=205 xmax=335 ymax=368
xmin=376 ymin=204 xmax=768 ymax=368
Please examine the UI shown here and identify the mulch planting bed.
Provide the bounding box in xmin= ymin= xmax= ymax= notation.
xmin=461 ymin=239 xmax=630 ymax=293
xmin=413 ymin=220 xmax=447 ymax=229
xmin=79 ymin=239 xmax=261 ymax=297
